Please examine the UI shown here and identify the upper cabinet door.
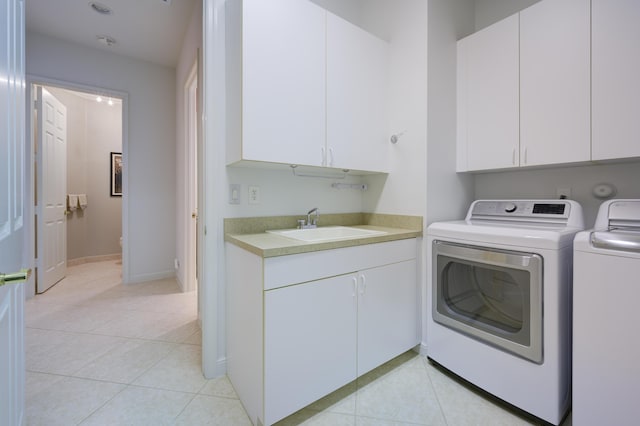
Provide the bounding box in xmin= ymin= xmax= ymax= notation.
xmin=592 ymin=0 xmax=640 ymax=161
xmin=458 ymin=14 xmax=519 ymax=172
xmin=326 ymin=13 xmax=390 ymax=172
xmin=241 ymin=0 xmax=326 ymax=166
xmin=520 ymin=0 xmax=591 ymax=167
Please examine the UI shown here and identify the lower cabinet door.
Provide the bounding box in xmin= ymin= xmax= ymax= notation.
xmin=357 ymin=260 xmax=418 ymax=376
xmin=264 ymin=274 xmax=357 ymax=425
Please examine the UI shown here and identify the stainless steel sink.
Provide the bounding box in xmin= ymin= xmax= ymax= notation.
xmin=266 ymin=226 xmax=386 ymax=242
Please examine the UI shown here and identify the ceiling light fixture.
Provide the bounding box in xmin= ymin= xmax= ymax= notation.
xmin=96 ymin=35 xmax=117 ymax=47
xmin=107 ymin=98 xmax=114 ymax=106
xmin=89 ymin=2 xmax=113 ymax=15
xmin=96 ymin=96 xmax=103 ymax=103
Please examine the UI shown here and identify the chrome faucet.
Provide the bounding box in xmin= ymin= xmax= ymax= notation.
xmin=299 ymin=207 xmax=319 ymax=229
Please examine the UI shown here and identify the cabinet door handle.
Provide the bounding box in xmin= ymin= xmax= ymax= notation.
xmin=512 ymin=148 xmax=516 ymax=165
xmin=321 ymin=147 xmax=326 ymax=166
xmin=329 ymin=147 xmax=334 ymax=167
xmin=359 ymin=274 xmax=366 ymax=295
xmin=352 ymin=277 xmax=357 ymax=298
xmin=523 ymin=147 xmax=528 ymax=165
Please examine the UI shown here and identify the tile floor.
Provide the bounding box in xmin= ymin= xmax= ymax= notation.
xmin=25 ymin=260 xmax=572 ymax=425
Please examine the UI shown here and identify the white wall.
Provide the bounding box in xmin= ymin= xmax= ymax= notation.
xmin=27 ymin=32 xmax=177 ymax=283
xmin=49 ymin=87 xmax=123 ymax=261
xmin=475 ymin=162 xmax=640 ymax=227
xmin=426 ymin=0 xmax=475 ymax=226
xmin=474 ymin=0 xmax=540 ymax=30
xmin=359 ymin=0 xmax=429 ymax=218
xmin=310 ymin=0 xmax=363 ymax=29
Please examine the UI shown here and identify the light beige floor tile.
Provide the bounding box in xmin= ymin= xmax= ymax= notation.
xmin=74 ymin=339 xmax=177 ymax=384
xmin=26 ymin=330 xmax=125 ymax=375
xmin=121 ymin=292 xmax=198 ymax=314
xmin=25 ymin=371 xmax=64 ymax=400
xmin=24 ymin=301 xmax=68 ymax=326
xmin=425 ymin=362 xmax=535 ymax=426
xmin=175 ymin=394 xmax=253 ymax=426
xmin=356 ymin=417 xmax=428 ymax=426
xmin=356 ymin=362 xmax=447 ymax=425
xmin=133 ymin=344 xmax=207 ymax=393
xmin=80 ymin=385 xmax=193 ymax=426
xmin=276 ymin=409 xmax=356 ymax=426
xmin=307 ymin=381 xmax=357 ymax=415
xmin=26 ymin=376 xmax=125 ymax=426
xmin=26 ymin=304 xmax=118 ymax=333
xmin=91 ymin=310 xmax=199 ymax=342
xmin=199 ymin=375 xmax=239 ymax=399
xmin=183 ymin=328 xmax=202 ymax=345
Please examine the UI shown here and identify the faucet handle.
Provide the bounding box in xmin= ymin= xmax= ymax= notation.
xmin=297 ymin=219 xmax=306 ymax=229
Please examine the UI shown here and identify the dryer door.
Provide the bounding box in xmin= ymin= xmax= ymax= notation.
xmin=432 ymin=241 xmax=543 ymax=363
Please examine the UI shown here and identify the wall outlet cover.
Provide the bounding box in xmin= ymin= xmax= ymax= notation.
xmin=248 ymin=185 xmax=260 ymax=204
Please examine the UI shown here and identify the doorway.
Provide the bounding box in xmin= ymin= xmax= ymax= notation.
xmin=30 ymin=81 xmax=124 ymax=295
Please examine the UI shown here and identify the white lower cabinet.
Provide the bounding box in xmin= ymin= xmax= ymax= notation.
xmin=226 ymin=239 xmax=418 ymax=426
xmin=264 ymin=274 xmax=358 ymax=425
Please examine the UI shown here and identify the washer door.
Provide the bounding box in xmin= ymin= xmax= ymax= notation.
xmin=432 ymin=241 xmax=543 ymax=363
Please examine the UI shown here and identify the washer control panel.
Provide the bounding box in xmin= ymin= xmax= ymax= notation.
xmin=468 ymin=200 xmax=573 ymax=222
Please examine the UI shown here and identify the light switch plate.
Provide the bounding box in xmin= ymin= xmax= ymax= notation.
xmin=229 ymin=184 xmax=241 ymax=204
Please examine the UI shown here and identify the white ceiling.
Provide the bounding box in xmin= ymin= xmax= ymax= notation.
xmin=25 ymin=0 xmax=198 ymax=68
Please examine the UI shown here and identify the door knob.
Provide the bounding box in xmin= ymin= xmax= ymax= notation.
xmin=0 ymin=268 xmax=32 ymax=286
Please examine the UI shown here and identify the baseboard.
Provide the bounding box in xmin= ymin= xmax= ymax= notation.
xmin=417 ymin=342 xmax=428 ymax=356
xmin=67 ymin=253 xmax=122 ymax=267
xmin=127 ymin=269 xmax=175 ymax=284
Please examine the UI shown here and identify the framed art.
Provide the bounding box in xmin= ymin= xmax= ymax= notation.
xmin=110 ymin=152 xmax=122 ymax=196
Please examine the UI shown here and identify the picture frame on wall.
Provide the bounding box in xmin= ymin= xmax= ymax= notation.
xmin=110 ymin=152 xmax=123 ymax=197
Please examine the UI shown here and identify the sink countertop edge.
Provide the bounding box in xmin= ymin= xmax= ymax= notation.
xmin=225 ymin=225 xmax=423 ymax=258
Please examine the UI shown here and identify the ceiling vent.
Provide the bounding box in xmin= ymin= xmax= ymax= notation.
xmin=89 ymin=2 xmax=113 ymax=15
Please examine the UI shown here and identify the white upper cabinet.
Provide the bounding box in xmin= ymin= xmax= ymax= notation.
xmin=326 ymin=13 xmax=389 ymax=172
xmin=520 ymin=0 xmax=591 ymax=167
xmin=457 ymin=0 xmax=602 ymax=172
xmin=592 ymin=0 xmax=640 ymax=161
xmin=226 ymin=0 xmax=390 ymax=173
xmin=457 ymin=15 xmax=519 ymax=172
xmin=232 ymin=0 xmax=326 ymax=167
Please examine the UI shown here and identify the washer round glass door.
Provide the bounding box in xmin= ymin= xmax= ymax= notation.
xmin=432 ymin=241 xmax=543 ymax=363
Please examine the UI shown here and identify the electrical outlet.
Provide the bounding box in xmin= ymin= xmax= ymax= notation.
xmin=248 ymin=185 xmax=260 ymax=205
xmin=229 ymin=184 xmax=241 ymax=204
xmin=556 ymin=187 xmax=572 ymax=199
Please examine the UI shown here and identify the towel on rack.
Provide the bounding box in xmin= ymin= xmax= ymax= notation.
xmin=78 ymin=194 xmax=88 ymax=210
xmin=67 ymin=194 xmax=78 ymax=211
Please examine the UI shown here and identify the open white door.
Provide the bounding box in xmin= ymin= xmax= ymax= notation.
xmin=186 ymin=63 xmax=198 ymax=294
xmin=36 ymin=87 xmax=67 ymax=293
xmin=0 ymin=0 xmax=26 ymax=424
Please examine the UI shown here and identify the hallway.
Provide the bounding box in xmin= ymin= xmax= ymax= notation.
xmin=24 ymin=260 xmax=249 ymax=425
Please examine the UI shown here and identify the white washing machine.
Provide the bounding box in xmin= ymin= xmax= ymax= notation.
xmin=573 ymin=199 xmax=640 ymax=425
xmin=427 ymin=200 xmax=585 ymax=425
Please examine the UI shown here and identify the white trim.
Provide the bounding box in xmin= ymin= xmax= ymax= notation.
xmin=201 ymin=0 xmax=226 ymax=379
xmin=127 ymin=270 xmax=175 ymax=285
xmin=417 ymin=342 xmax=428 ymax=356
xmin=25 ymin=74 xmax=130 ymax=290
xmin=67 ymin=254 xmax=121 ymax=267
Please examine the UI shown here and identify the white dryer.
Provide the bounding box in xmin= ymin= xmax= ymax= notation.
xmin=427 ymin=200 xmax=585 ymax=425
xmin=573 ymin=199 xmax=640 ymax=425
